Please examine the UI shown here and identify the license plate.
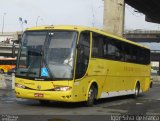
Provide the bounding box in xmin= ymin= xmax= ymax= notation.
xmin=34 ymin=93 xmax=44 ymax=97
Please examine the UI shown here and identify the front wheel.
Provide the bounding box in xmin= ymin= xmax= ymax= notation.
xmin=0 ymin=69 xmax=4 ymax=74
xmin=86 ymin=85 xmax=97 ymax=106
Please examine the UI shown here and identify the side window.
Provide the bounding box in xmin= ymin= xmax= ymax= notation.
xmin=124 ymin=44 xmax=133 ymax=62
xmin=75 ymin=31 xmax=90 ymax=79
xmin=103 ymin=38 xmax=110 ymax=59
xmin=13 ymin=60 xmax=16 ymax=65
xmin=145 ymin=49 xmax=150 ymax=64
xmin=1 ymin=60 xmax=5 ymax=65
xmin=106 ymin=39 xmax=124 ymax=61
xmin=138 ymin=50 xmax=145 ymax=64
xmin=137 ymin=48 xmax=150 ymax=65
xmin=92 ymin=33 xmax=103 ymax=58
xmin=124 ymin=43 xmax=139 ymax=63
xmin=130 ymin=46 xmax=138 ymax=63
xmin=123 ymin=43 xmax=150 ymax=65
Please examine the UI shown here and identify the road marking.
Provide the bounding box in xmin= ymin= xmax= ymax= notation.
xmin=136 ymin=103 xmax=143 ymax=105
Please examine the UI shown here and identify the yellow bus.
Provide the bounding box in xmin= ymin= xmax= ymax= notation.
xmin=0 ymin=57 xmax=16 ymax=73
xmin=15 ymin=25 xmax=151 ymax=106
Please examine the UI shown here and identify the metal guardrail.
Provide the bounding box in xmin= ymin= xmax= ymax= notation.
xmin=0 ymin=45 xmax=19 ymax=56
xmin=124 ymin=30 xmax=160 ymax=34
xmin=151 ymin=50 xmax=160 ymax=53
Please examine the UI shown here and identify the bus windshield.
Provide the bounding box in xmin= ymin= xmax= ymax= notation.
xmin=16 ymin=31 xmax=77 ymax=80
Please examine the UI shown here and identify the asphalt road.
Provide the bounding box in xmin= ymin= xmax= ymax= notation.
xmin=0 ymin=84 xmax=160 ymax=121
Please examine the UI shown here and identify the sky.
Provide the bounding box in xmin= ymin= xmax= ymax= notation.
xmin=0 ymin=0 xmax=160 ymax=32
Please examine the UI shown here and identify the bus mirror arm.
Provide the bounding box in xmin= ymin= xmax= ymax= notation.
xmin=76 ymin=44 xmax=80 ymax=49
xmin=12 ymin=42 xmax=16 ymax=58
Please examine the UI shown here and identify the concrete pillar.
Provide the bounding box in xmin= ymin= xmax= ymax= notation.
xmin=158 ymin=61 xmax=160 ymax=75
xmin=103 ymin=0 xmax=125 ymax=36
xmin=12 ymin=73 xmax=15 ymax=89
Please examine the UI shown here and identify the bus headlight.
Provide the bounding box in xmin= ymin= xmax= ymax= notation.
xmin=15 ymin=83 xmax=25 ymax=89
xmin=54 ymin=86 xmax=72 ymax=91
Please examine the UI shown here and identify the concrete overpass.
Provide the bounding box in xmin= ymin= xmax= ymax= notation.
xmin=0 ymin=32 xmax=21 ymax=43
xmin=103 ymin=0 xmax=160 ymax=36
xmin=151 ymin=51 xmax=160 ymax=61
xmin=125 ymin=30 xmax=160 ymax=75
xmin=124 ymin=30 xmax=160 ymax=63
xmin=125 ymin=0 xmax=160 ymax=24
xmin=0 ymin=43 xmax=19 ymax=57
xmin=124 ymin=30 xmax=160 ymax=42
xmin=0 ymin=32 xmax=21 ymax=57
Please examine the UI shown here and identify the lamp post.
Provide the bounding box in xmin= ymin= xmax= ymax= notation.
xmin=19 ymin=17 xmax=27 ymax=32
xmin=36 ymin=16 xmax=40 ymax=26
xmin=2 ymin=13 xmax=6 ymax=34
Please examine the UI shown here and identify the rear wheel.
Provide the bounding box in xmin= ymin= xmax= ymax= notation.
xmin=150 ymin=82 xmax=153 ymax=88
xmin=86 ymin=85 xmax=97 ymax=106
xmin=133 ymin=83 xmax=140 ymax=98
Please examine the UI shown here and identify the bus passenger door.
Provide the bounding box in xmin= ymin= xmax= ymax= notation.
xmin=74 ymin=31 xmax=91 ymax=101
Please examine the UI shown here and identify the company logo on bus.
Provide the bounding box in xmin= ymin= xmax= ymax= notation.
xmin=37 ymin=85 xmax=41 ymax=90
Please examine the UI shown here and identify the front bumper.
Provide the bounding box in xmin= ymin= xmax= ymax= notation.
xmin=15 ymin=88 xmax=75 ymax=102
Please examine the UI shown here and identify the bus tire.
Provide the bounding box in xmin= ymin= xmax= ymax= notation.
xmin=133 ymin=82 xmax=140 ymax=98
xmin=150 ymin=82 xmax=153 ymax=88
xmin=86 ymin=84 xmax=97 ymax=106
xmin=0 ymin=69 xmax=4 ymax=74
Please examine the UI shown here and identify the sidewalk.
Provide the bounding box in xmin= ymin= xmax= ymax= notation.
xmin=152 ymin=76 xmax=160 ymax=84
xmin=0 ymin=74 xmax=12 ymax=90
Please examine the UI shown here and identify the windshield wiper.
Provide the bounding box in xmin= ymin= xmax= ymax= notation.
xmin=20 ymin=71 xmax=36 ymax=75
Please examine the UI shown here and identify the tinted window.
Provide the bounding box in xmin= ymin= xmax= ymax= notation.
xmin=92 ymin=33 xmax=104 ymax=58
xmin=106 ymin=39 xmax=124 ymax=61
xmin=92 ymin=32 xmax=124 ymax=61
xmin=0 ymin=60 xmax=16 ymax=65
xmin=91 ymin=32 xmax=150 ymax=65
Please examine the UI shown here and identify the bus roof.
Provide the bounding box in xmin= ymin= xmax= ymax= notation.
xmin=0 ymin=57 xmax=16 ymax=60
xmin=26 ymin=25 xmax=150 ymax=50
